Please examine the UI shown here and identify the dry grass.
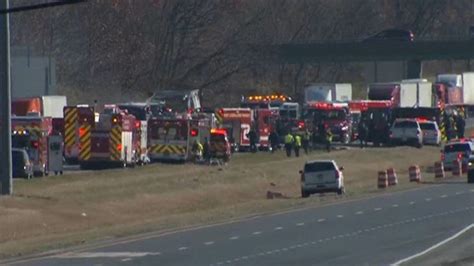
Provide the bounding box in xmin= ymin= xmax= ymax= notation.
xmin=0 ymin=146 xmax=443 ymax=259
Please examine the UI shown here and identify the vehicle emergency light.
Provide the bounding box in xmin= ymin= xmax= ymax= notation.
xmin=135 ymin=121 xmax=141 ymax=129
xmin=298 ymin=121 xmax=305 ymax=129
xmin=79 ymin=128 xmax=86 ymax=137
xmin=112 ymin=117 xmax=119 ymax=124
xmin=210 ymin=128 xmax=226 ymax=135
xmin=190 ymin=128 xmax=198 ymax=137
xmin=117 ymin=144 xmax=122 ymax=151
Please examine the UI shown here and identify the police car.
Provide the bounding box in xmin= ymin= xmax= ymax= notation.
xmin=442 ymin=139 xmax=474 ymax=170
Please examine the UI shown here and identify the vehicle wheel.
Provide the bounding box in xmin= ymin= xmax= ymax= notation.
xmin=301 ymin=189 xmax=310 ymax=198
xmin=341 ymin=133 xmax=350 ymax=145
xmin=337 ymin=187 xmax=345 ymax=195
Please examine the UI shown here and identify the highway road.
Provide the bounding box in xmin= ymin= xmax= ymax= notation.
xmin=9 ymin=179 xmax=474 ymax=266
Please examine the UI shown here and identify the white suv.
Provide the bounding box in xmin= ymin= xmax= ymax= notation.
xmin=419 ymin=120 xmax=441 ymax=146
xmin=300 ymin=160 xmax=345 ymax=198
xmin=389 ymin=119 xmax=423 ymax=148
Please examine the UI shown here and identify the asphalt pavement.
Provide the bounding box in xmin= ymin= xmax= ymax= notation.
xmin=8 ymin=178 xmax=474 ymax=266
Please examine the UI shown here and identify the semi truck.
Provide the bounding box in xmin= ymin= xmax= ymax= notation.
xmin=368 ymin=82 xmax=432 ymax=108
xmin=12 ymin=95 xmax=67 ymax=118
xmin=304 ymin=83 xmax=352 ymax=103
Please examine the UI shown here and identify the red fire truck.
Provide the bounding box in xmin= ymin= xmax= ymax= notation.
xmin=303 ymin=102 xmax=352 ymax=144
xmin=78 ymin=107 xmax=141 ymax=169
xmin=11 ymin=116 xmax=53 ymax=176
xmin=147 ymin=113 xmax=211 ymax=162
xmin=63 ymin=106 xmax=96 ymax=164
xmin=217 ymin=108 xmax=252 ymax=151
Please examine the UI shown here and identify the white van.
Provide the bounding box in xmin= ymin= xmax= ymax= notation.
xmin=300 ymin=160 xmax=345 ymax=197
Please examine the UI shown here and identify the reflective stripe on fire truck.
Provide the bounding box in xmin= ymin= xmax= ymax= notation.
xmin=79 ymin=124 xmax=91 ymax=161
xmin=150 ymin=144 xmax=186 ymax=155
xmin=64 ymin=107 xmax=78 ymax=149
xmin=109 ymin=126 xmax=122 ymax=161
xmin=215 ymin=109 xmax=223 ymax=125
xmin=440 ymin=108 xmax=447 ymax=142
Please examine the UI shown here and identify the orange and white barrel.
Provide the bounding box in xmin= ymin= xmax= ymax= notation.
xmin=408 ymin=165 xmax=421 ymax=183
xmin=452 ymin=159 xmax=462 ymax=176
xmin=387 ymin=168 xmax=398 ymax=186
xmin=378 ymin=171 xmax=388 ymax=189
xmin=434 ymin=161 xmax=445 ymax=179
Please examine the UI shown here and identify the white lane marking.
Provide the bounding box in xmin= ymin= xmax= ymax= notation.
xmin=296 ymin=222 xmax=305 ymax=226
xmin=204 ymin=241 xmax=215 ymax=246
xmin=455 ymin=191 xmax=464 ymax=195
xmin=337 ymin=215 xmax=344 ymax=218
xmin=355 ymin=211 xmax=364 ymax=215
xmin=374 ymin=207 xmax=382 ymax=211
xmin=178 ymin=247 xmax=188 ymax=251
xmin=229 ymin=236 xmax=239 ymax=240
xmin=54 ymin=252 xmax=161 ymax=258
xmin=440 ymin=194 xmax=448 ymax=198
xmin=425 ymin=198 xmax=432 ymax=201
xmin=252 ymin=231 xmax=262 ymax=235
xmin=392 ymin=204 xmax=399 ymax=208
xmin=317 ymin=218 xmax=326 ymax=222
xmin=391 ymin=223 xmax=474 ymax=266
xmin=409 ymin=201 xmax=415 ymax=205
xmin=121 ymin=258 xmax=132 ymax=262
xmin=274 ymin=226 xmax=283 ymax=230
xmin=470 ymin=189 xmax=474 ymax=192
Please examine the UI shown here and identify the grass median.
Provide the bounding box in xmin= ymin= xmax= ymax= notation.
xmin=0 ymin=146 xmax=443 ymax=259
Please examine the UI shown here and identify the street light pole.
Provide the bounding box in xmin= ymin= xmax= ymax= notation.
xmin=0 ymin=0 xmax=11 ymax=195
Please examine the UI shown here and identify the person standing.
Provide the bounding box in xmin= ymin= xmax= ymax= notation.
xmin=247 ymin=128 xmax=258 ymax=153
xmin=269 ymin=130 xmax=279 ymax=153
xmin=294 ymin=134 xmax=302 ymax=157
xmin=325 ymin=125 xmax=333 ymax=152
xmin=302 ymin=130 xmax=311 ymax=154
xmin=456 ymin=114 xmax=466 ymax=139
xmin=284 ymin=132 xmax=294 ymax=157
xmin=358 ymin=119 xmax=368 ymax=148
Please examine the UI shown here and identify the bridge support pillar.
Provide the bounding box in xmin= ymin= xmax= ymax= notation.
xmin=406 ymin=60 xmax=422 ymax=79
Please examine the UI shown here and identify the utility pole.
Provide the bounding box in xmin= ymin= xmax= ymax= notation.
xmin=0 ymin=0 xmax=11 ymax=195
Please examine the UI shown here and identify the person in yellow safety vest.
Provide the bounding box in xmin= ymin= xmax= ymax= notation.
xmin=192 ymin=140 xmax=204 ymax=162
xmin=284 ymin=132 xmax=294 ymax=157
xmin=294 ymin=134 xmax=302 ymax=157
xmin=302 ymin=130 xmax=311 ymax=154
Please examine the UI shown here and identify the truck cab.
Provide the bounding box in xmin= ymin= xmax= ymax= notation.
xmin=303 ymin=102 xmax=352 ymax=144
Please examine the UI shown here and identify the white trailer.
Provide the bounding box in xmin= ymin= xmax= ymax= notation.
xmin=41 ymin=95 xmax=67 ymax=118
xmin=401 ymin=79 xmax=432 ymax=107
xmin=399 ymin=82 xmax=417 ymax=107
xmin=461 ymin=72 xmax=474 ymax=105
xmin=304 ymin=83 xmax=352 ymax=103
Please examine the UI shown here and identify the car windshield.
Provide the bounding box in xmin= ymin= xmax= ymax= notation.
xmin=419 ymin=123 xmax=436 ymax=130
xmin=444 ymin=143 xmax=471 ymax=153
xmin=304 ymin=162 xmax=335 ymax=172
xmin=394 ymin=121 xmax=417 ymax=128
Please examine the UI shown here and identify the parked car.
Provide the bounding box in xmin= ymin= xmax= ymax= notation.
xmin=300 ymin=160 xmax=345 ymax=198
xmin=442 ymin=140 xmax=474 ymax=170
xmin=12 ymin=148 xmax=33 ymax=179
xmin=363 ymin=29 xmax=414 ymax=42
xmin=418 ymin=120 xmax=441 ymax=146
xmin=389 ymin=119 xmax=423 ymax=148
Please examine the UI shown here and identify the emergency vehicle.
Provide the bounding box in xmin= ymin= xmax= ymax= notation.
xmin=302 ymin=102 xmax=352 ymax=144
xmin=209 ymin=128 xmax=231 ymax=162
xmin=78 ymin=107 xmax=141 ymax=169
xmin=11 ymin=116 xmax=53 ymax=176
xmin=148 ymin=113 xmax=212 ymax=161
xmin=63 ymin=106 xmax=95 ymax=164
xmin=241 ymin=94 xmax=292 ymax=110
xmin=216 ymin=108 xmax=276 ymax=151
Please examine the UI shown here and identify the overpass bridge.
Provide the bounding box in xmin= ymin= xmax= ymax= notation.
xmin=266 ymin=39 xmax=474 ymax=78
